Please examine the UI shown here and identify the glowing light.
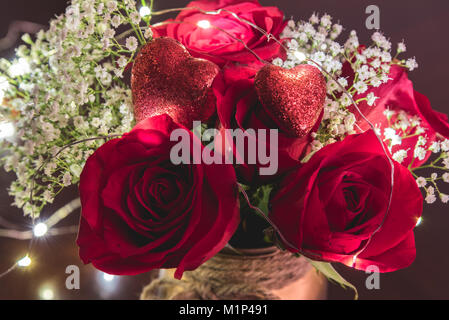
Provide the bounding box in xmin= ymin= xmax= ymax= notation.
xmin=139 ymin=6 xmax=151 ymax=17
xmin=33 ymin=222 xmax=48 ymax=237
xmin=17 ymin=255 xmax=31 ymax=267
xmin=0 ymin=122 xmax=15 ymax=139
xmin=103 ymin=273 xmax=115 ymax=282
xmin=415 ymin=217 xmax=423 ymax=227
xmin=9 ymin=58 xmax=30 ymax=77
xmin=293 ymin=51 xmax=306 ymax=62
xmin=197 ymin=20 xmax=211 ymax=29
xmin=39 ymin=287 xmax=55 ymax=300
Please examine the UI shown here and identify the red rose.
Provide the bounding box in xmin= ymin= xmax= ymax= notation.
xmin=212 ymin=65 xmax=320 ymax=183
xmin=76 ymin=115 xmax=239 ymax=279
xmin=153 ymin=0 xmax=286 ymax=66
xmin=269 ymin=130 xmax=423 ymax=272
xmin=352 ymin=65 xmax=449 ymax=167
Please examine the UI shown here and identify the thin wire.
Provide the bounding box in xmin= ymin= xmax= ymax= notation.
xmin=45 ymin=198 xmax=81 ymax=229
xmin=0 ymin=225 xmax=79 ymax=240
xmin=0 ymin=264 xmax=17 ymax=279
xmin=0 ymin=216 xmax=21 ymax=229
xmin=117 ymin=5 xmax=395 ymax=266
xmin=0 ymin=20 xmax=45 ymax=51
xmin=149 ymin=20 xmax=269 ymax=64
xmin=145 ymin=6 xmax=396 ymax=266
xmin=238 ymin=185 xmax=322 ymax=260
xmin=0 ymin=198 xmax=81 ymax=240
xmin=305 ymin=57 xmax=395 ymax=265
xmin=1 ymin=6 xmax=396 ymax=279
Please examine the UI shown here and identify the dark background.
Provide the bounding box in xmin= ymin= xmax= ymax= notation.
xmin=0 ymin=0 xmax=448 ymax=299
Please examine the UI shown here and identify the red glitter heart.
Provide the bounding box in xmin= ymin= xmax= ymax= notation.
xmin=255 ymin=64 xmax=327 ymax=137
xmin=131 ymin=37 xmax=220 ymax=127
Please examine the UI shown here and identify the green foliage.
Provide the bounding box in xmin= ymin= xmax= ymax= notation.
xmin=306 ymin=258 xmax=358 ymax=299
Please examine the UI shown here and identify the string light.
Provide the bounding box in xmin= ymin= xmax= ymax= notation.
xmin=139 ymin=6 xmax=151 ymax=17
xmin=0 ymin=198 xmax=81 ymax=279
xmin=33 ymin=222 xmax=48 ymax=237
xmin=197 ymin=20 xmax=211 ymax=29
xmin=17 ymin=255 xmax=31 ymax=267
xmin=39 ymin=286 xmax=55 ymax=300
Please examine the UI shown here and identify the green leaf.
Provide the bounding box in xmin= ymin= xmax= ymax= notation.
xmin=254 ymin=184 xmax=272 ymax=216
xmin=306 ymin=259 xmax=358 ymax=300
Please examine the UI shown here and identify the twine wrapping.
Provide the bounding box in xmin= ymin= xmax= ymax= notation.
xmin=140 ymin=247 xmax=311 ymax=300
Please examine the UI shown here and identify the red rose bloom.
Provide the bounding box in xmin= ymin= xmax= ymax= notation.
xmin=153 ymin=0 xmax=286 ymax=66
xmin=269 ymin=130 xmax=423 ymax=272
xmin=351 ymin=64 xmax=449 ymax=167
xmin=212 ymin=65 xmax=320 ymax=183
xmin=76 ymin=115 xmax=239 ymax=278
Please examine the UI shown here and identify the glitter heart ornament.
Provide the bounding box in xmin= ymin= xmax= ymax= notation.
xmin=255 ymin=64 xmax=327 ymax=137
xmin=131 ymin=37 xmax=220 ymax=127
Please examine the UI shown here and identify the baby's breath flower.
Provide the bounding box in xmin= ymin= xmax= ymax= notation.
xmin=443 ymin=158 xmax=449 ymax=169
xmin=397 ymin=41 xmax=407 ymax=53
xmin=384 ymin=128 xmax=402 ymax=146
xmin=441 ymin=139 xmax=449 ymax=152
xmin=414 ymin=146 xmax=427 ymax=161
xmin=429 ymin=141 xmax=441 ymax=153
xmin=106 ymin=1 xmax=118 ymax=13
xmin=126 ymin=36 xmax=138 ymax=51
xmin=425 ymin=194 xmax=437 ymax=204
xmin=337 ymin=77 xmax=348 ymax=87
xmin=366 ymin=92 xmax=379 ymax=106
xmin=416 ymin=177 xmax=427 ymax=188
xmin=393 ymin=150 xmax=408 ymax=164
xmin=406 ymin=57 xmax=418 ymax=71
xmin=443 ymin=173 xmax=449 ymax=183
xmin=353 ymin=81 xmax=368 ymax=94
xmin=111 ymin=15 xmax=121 ymax=28
xmin=130 ymin=12 xmax=141 ymax=25
xmin=144 ymin=27 xmax=153 ymax=40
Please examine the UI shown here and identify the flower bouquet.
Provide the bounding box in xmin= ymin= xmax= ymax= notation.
xmin=1 ymin=0 xmax=449 ymax=300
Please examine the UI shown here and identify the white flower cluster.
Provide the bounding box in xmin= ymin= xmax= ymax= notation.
xmin=278 ymin=14 xmax=417 ymax=152
xmin=0 ymin=0 xmax=151 ymax=217
xmin=413 ymin=139 xmax=449 ymax=204
xmin=279 ymin=14 xmax=448 ymax=206
xmin=379 ymin=108 xmax=426 ymax=162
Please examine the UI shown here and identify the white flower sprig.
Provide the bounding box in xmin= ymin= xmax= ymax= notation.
xmin=278 ymin=14 xmax=417 ymax=152
xmin=0 ymin=0 xmax=152 ymax=217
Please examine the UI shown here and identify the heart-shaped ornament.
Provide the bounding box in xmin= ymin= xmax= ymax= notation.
xmin=131 ymin=37 xmax=220 ymax=128
xmin=255 ymin=64 xmax=327 ymax=137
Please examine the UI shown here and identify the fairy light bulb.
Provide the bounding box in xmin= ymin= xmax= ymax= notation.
xmin=33 ymin=222 xmax=48 ymax=237
xmin=197 ymin=20 xmax=211 ymax=29
xmin=103 ymin=273 xmax=115 ymax=282
xmin=40 ymin=287 xmax=55 ymax=300
xmin=139 ymin=6 xmax=151 ymax=17
xmin=17 ymin=255 xmax=31 ymax=267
